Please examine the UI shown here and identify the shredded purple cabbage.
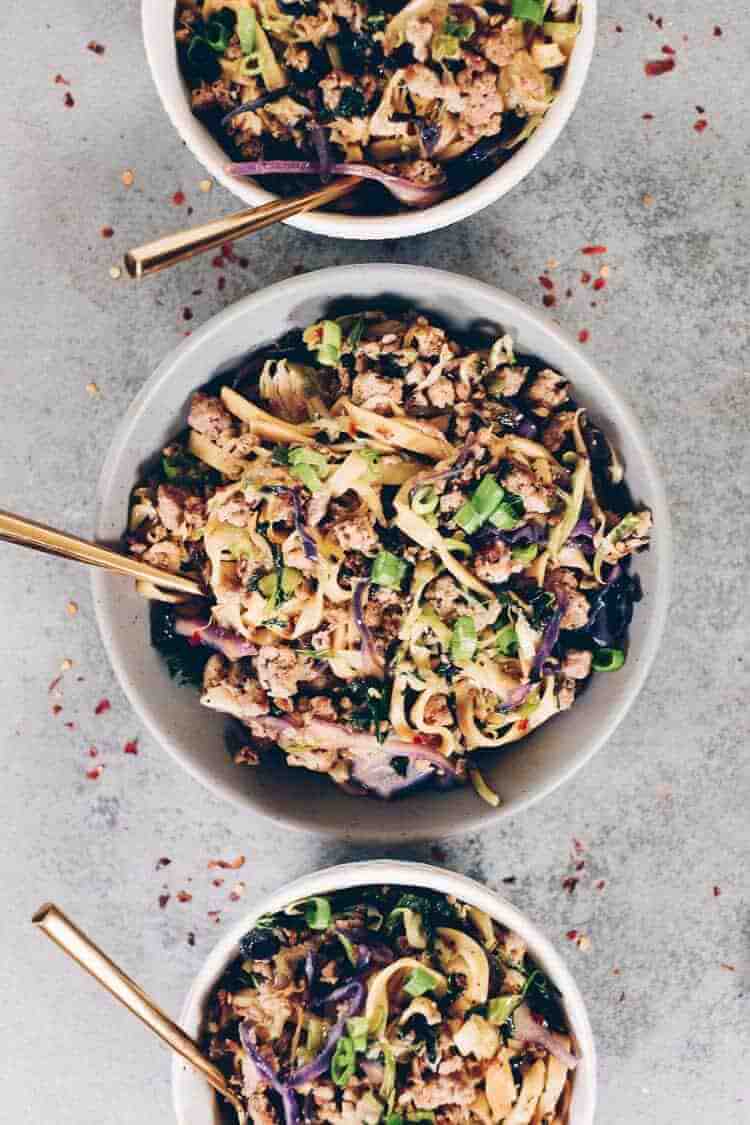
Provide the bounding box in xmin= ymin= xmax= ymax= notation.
xmin=352 ymin=580 xmax=383 ymax=675
xmin=290 ymin=489 xmax=318 ymax=561
xmin=239 ymin=1023 xmax=301 ymax=1125
xmin=289 ymin=980 xmax=365 ymax=1087
xmin=532 ymin=597 xmax=566 ymax=675
xmin=587 ymin=565 xmax=641 ymax=647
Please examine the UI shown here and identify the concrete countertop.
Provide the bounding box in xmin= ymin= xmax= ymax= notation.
xmin=0 ymin=1 xmax=747 ymax=1121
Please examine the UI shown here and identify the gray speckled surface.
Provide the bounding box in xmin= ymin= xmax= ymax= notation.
xmin=0 ymin=1 xmax=748 ymax=1121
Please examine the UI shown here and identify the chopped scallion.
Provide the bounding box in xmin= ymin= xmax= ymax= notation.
xmin=346 ymin=1016 xmax=369 ymax=1052
xmin=511 ymin=544 xmax=539 ymax=564
xmin=301 ymin=896 xmax=332 ymax=929
xmin=592 ymin=647 xmax=625 ymax=672
xmin=495 ymin=623 xmax=518 ymax=657
xmin=512 ymin=0 xmax=545 ymax=25
xmin=404 ymin=966 xmax=441 ymax=997
xmin=451 ymin=615 xmax=477 ymax=662
xmin=330 ymin=1035 xmax=355 ymax=1087
xmin=412 ymin=485 xmax=439 ymax=516
xmin=455 ymin=500 xmax=483 ymax=535
xmin=237 ymin=8 xmax=257 ymax=54
xmin=472 ymin=475 xmax=505 ymax=519
xmin=371 ymin=550 xmax=407 ymax=589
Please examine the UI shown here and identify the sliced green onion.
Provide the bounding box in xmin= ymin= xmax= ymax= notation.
xmin=371 ymin=550 xmax=407 ymax=589
xmin=511 ymin=544 xmax=539 ymax=564
xmin=380 ymin=1042 xmax=396 ymax=1100
xmin=288 ymin=446 xmax=328 ymax=472
xmin=289 ymin=463 xmax=323 ymax=492
xmin=512 ymin=0 xmax=545 ymax=25
xmin=281 ymin=566 xmax=302 ymax=595
xmin=592 ymin=647 xmax=625 ymax=672
xmin=489 ymin=494 xmax=524 ymax=530
xmin=346 ymin=1016 xmax=369 ymax=1052
xmin=471 ymin=475 xmax=504 ymax=518
xmin=451 ymin=615 xmax=478 ymax=662
xmin=443 ymin=536 xmax=472 ymax=556
xmin=487 ymin=994 xmax=522 ymax=1025
xmin=404 ymin=966 xmax=441 ymax=998
xmin=336 ymin=931 xmax=358 ymax=966
xmin=205 ymin=19 xmax=232 ymax=52
xmin=432 ymin=33 xmax=461 ymax=59
xmin=331 ymin=1035 xmax=355 ymax=1087
xmin=237 ymin=8 xmax=257 ymax=54
xmin=455 ymin=500 xmax=483 ymax=535
xmin=258 ymin=572 xmax=278 ymax=599
xmin=495 ymin=623 xmax=518 ymax=657
xmin=444 ymin=16 xmax=475 ymax=38
xmin=318 ymin=320 xmax=343 ymax=366
xmin=412 ymin=485 xmax=439 ymax=516
xmin=302 ymin=896 xmax=332 ymax=930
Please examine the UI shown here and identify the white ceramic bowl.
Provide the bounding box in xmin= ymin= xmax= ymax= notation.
xmin=93 ymin=264 xmax=671 ymax=841
xmin=173 ymin=860 xmax=597 ymax=1125
xmin=142 ymin=0 xmax=597 ymax=240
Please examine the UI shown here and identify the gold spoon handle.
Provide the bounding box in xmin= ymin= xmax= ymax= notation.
xmin=32 ymin=904 xmax=241 ymax=1114
xmin=125 ymin=176 xmax=361 ymax=279
xmin=0 ymin=509 xmax=204 ymax=597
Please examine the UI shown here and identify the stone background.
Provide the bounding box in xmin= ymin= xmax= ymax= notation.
xmin=0 ymin=1 xmax=747 ymax=1121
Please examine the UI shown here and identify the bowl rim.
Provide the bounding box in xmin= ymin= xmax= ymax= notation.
xmin=142 ymin=0 xmax=597 ymax=240
xmin=93 ymin=263 xmax=672 ymax=840
xmin=172 ymin=859 xmax=598 ymax=1125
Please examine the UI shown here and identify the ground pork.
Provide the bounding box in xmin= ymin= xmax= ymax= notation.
xmin=399 ymin=1072 xmax=478 ymax=1111
xmin=425 ymin=575 xmax=464 ymax=621
xmin=499 ymin=49 xmax=549 ymax=115
xmin=402 ymin=65 xmax=463 ymax=115
xmin=542 ymin=410 xmax=577 ymax=451
xmin=494 ymin=364 xmax=527 ymax=397
xmin=255 ymin=645 xmax=315 ymax=699
xmin=473 ymin=539 xmax=516 ymax=584
xmin=601 ymin=510 xmax=653 ymax=563
xmin=526 ymin=368 xmax=569 ymax=410
xmin=457 ymin=67 xmax=505 ymax=133
xmin=295 ymin=3 xmax=339 ymax=46
xmin=424 ymin=694 xmax=452 ymax=726
xmin=331 ymin=507 xmax=380 ymax=554
xmin=408 ymin=316 xmax=448 ymax=358
xmin=156 ymin=484 xmax=188 ymax=532
xmin=188 ymin=392 xmax=234 ymax=439
xmin=476 ymin=18 xmax=525 ymax=67
xmin=352 ymin=369 xmax=404 ymax=407
xmin=426 ymin=376 xmax=456 ymax=409
xmin=405 ymin=17 xmax=434 ymax=62
xmin=501 ymin=463 xmax=554 ymax=513
xmin=562 ymin=649 xmax=592 ymax=679
xmin=545 ymin=568 xmax=590 ymax=630
xmin=142 ymin=539 xmax=183 ymax=573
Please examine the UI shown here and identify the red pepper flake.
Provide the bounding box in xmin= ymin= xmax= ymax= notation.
xmin=172 ymin=190 xmax=186 ymax=205
xmin=86 ymin=766 xmax=103 ymax=781
xmin=54 ymin=74 xmax=71 ymax=85
xmin=217 ymin=276 xmax=226 ymax=292
xmin=596 ymin=879 xmax=606 ymax=891
xmin=593 ymin=277 xmax=606 ymax=291
xmin=655 ymin=16 xmax=663 ymax=28
xmin=100 ymin=226 xmax=114 ymax=239
xmin=156 ymin=857 xmax=171 ymax=870
xmin=644 ymin=57 xmax=675 ymax=77
xmin=207 ymin=910 xmax=222 ymax=920
xmin=63 ymin=92 xmax=75 ymax=108
xmin=565 ymin=287 xmax=573 ymax=298
xmin=124 ymin=738 xmax=139 ymax=755
xmin=502 ymin=875 xmax=516 ymax=884
xmin=615 ymin=24 xmax=623 ymax=32
xmin=565 ymin=929 xmax=579 ymax=941
xmin=542 ymin=294 xmax=556 ymax=308
xmin=48 ymin=674 xmax=63 ymax=694
xmin=713 ymin=885 xmax=721 ymax=897
xmin=581 ymin=245 xmax=607 ymax=256
xmin=580 ymin=270 xmax=592 ymax=284
xmin=695 ymin=104 xmax=705 ymax=114
xmin=88 ymin=747 xmax=98 ymax=758
xmin=187 ymin=932 xmax=196 ymax=947
xmin=95 ymin=698 xmax=111 ymax=715
xmin=238 ymin=256 xmax=249 ymax=269
xmin=64 ymin=721 xmax=75 ymax=730
xmin=575 ymin=859 xmax=585 ymax=872
xmin=572 ymin=837 xmax=586 ymax=854
xmin=176 ymin=890 xmax=193 ymax=903
xmin=538 ymin=275 xmax=554 ymax=291
xmin=52 ymin=704 xmax=63 ymax=716
xmin=188 ymin=630 xmax=203 ymax=648
xmin=211 ymin=255 xmax=226 ymax=269
xmin=578 ymin=329 xmax=590 ymax=343
xmin=517 ymin=718 xmax=529 ymax=733
xmin=229 ymin=882 xmax=246 ymax=902
xmin=182 ymin=306 xmax=193 ymax=321
xmin=221 ymin=241 xmax=237 ymax=261
xmin=661 ymin=44 xmax=675 ymax=55
xmin=642 ymin=112 xmax=654 ymax=120
xmin=87 ymin=40 xmax=106 ymax=54
xmin=694 ymin=119 xmax=708 ymax=133
xmin=208 ymin=854 xmax=246 ymax=870
xmin=158 ymin=893 xmax=170 ymax=909
xmin=713 ymin=25 xmax=722 ymax=37
xmin=212 ymin=877 xmax=225 ymax=887
xmin=562 ymin=876 xmax=579 ymax=894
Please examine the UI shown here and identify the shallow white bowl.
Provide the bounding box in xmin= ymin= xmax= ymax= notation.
xmin=173 ymin=860 xmax=597 ymax=1125
xmin=93 ymin=264 xmax=671 ymax=841
xmin=142 ymin=0 xmax=597 ymax=240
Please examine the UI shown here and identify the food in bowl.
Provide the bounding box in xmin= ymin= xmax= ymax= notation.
xmin=125 ymin=307 xmax=652 ymax=805
xmin=204 ymin=882 xmax=580 ymax=1123
xmin=175 ymin=0 xmax=582 ymax=212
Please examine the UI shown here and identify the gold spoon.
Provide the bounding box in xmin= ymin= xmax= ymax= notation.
xmin=33 ymin=903 xmax=246 ymax=1123
xmin=0 ymin=510 xmax=204 ymax=598
xmin=125 ymin=176 xmax=361 ymax=279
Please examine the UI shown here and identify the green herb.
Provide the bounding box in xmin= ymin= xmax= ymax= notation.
xmin=371 ymin=550 xmax=407 ymax=589
xmin=444 ymin=15 xmax=475 ymax=38
xmin=347 ymin=315 xmax=367 ymax=348
xmin=511 ymin=543 xmax=539 ymax=564
xmin=511 ymin=0 xmax=545 ymax=25
xmin=205 ymin=7 xmax=236 ymax=51
xmin=412 ymin=485 xmax=439 ymax=516
xmin=161 ymin=448 xmax=217 ymax=488
xmin=331 ymin=1035 xmax=356 ymax=1087
xmin=487 ymin=994 xmax=522 ymax=1025
xmin=451 ymin=616 xmax=477 ymax=662
xmin=592 ymin=647 xmax=625 ymax=672
xmin=404 ymin=966 xmax=441 ymax=997
xmin=301 ymin=896 xmax=332 ymax=929
xmin=495 ymin=623 xmax=518 ymax=657
xmin=271 ymin=444 xmax=290 ymax=466
xmin=337 ymin=87 xmax=367 ymax=118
